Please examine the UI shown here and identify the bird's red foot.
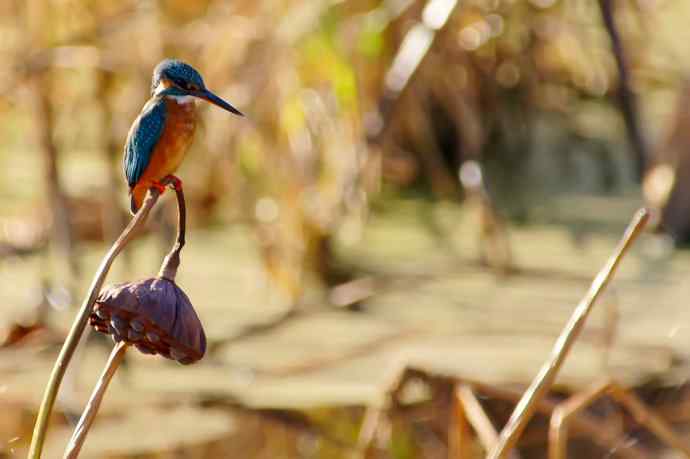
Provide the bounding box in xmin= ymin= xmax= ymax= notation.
xmin=167 ymin=175 xmax=183 ymax=192
xmin=148 ymin=180 xmax=167 ymax=195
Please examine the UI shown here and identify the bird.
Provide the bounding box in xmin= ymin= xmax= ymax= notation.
xmin=123 ymin=58 xmax=243 ymax=213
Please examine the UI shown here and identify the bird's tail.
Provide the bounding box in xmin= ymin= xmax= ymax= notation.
xmin=130 ymin=194 xmax=138 ymax=215
xmin=129 ymin=186 xmax=146 ymax=215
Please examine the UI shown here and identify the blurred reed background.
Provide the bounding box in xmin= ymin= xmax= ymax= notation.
xmin=4 ymin=0 xmax=690 ymax=458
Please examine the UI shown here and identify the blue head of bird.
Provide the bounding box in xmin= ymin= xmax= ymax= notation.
xmin=151 ymin=59 xmax=243 ymax=116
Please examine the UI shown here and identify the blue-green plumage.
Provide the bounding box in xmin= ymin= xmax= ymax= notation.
xmin=123 ymin=97 xmax=167 ymax=188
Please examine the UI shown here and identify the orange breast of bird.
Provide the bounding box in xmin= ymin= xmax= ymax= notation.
xmin=132 ymin=98 xmax=197 ymax=208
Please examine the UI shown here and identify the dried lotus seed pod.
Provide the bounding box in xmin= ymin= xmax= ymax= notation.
xmin=89 ymin=278 xmax=206 ymax=364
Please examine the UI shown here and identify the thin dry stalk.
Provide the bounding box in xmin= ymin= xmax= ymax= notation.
xmin=608 ymin=383 xmax=690 ymax=456
xmin=29 ymin=182 xmax=170 ymax=459
xmin=355 ymin=364 xmax=412 ymax=459
xmin=63 ymin=341 xmax=129 ymax=459
xmin=488 ymin=208 xmax=650 ymax=459
xmin=455 ymin=384 xmax=519 ymax=459
xmin=549 ymin=379 xmax=612 ymax=459
xmin=476 ymin=382 xmax=649 ymax=459
xmin=158 ymin=184 xmax=186 ymax=280
xmin=550 ymin=379 xmax=690 ymax=459
xmin=449 ymin=384 xmax=473 ymax=459
xmin=356 ymin=404 xmax=385 ymax=459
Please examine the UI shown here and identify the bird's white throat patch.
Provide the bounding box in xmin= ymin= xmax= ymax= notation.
xmin=169 ymin=95 xmax=195 ymax=104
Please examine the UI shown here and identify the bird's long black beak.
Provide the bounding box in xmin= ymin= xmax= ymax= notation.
xmin=193 ymin=88 xmax=243 ymax=116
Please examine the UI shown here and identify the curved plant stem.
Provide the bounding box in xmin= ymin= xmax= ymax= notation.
xmin=63 ymin=341 xmax=129 ymax=459
xmin=29 ymin=184 xmax=168 ymax=459
xmin=158 ymin=183 xmax=186 ymax=281
xmin=488 ymin=208 xmax=649 ymax=459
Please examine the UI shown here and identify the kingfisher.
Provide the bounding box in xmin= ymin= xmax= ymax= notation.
xmin=123 ymin=59 xmax=243 ymax=213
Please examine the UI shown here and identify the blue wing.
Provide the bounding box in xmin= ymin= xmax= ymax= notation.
xmin=123 ymin=98 xmax=167 ymax=188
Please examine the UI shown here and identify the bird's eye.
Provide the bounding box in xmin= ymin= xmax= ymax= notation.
xmin=180 ymin=81 xmax=200 ymax=92
xmin=173 ymin=79 xmax=190 ymax=90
